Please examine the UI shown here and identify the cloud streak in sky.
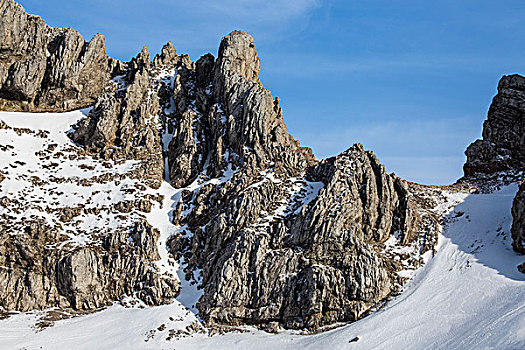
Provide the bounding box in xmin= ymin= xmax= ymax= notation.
xmin=94 ymin=0 xmax=323 ymax=59
xmin=173 ymin=0 xmax=322 ymax=23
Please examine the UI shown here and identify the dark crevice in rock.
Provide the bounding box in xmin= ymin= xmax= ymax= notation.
xmin=511 ymin=180 xmax=525 ymax=254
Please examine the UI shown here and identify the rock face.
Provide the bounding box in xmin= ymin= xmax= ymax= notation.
xmin=164 ymin=29 xmax=313 ymax=189
xmin=0 ymin=0 xmax=121 ymax=112
xmin=0 ymin=219 xmax=178 ymax=311
xmin=463 ymin=74 xmax=525 ymax=261
xmin=176 ymin=143 xmax=431 ymax=329
xmin=70 ymin=44 xmax=178 ymax=189
xmin=510 ymin=180 xmax=525 ymax=273
xmin=0 ymin=1 xmax=440 ymax=331
xmin=511 ymin=181 xmax=525 ymax=254
xmin=0 ymin=0 xmax=180 ymax=315
xmin=0 ymin=88 xmax=180 ymax=312
xmin=158 ymin=33 xmax=434 ymax=329
xmin=464 ymin=74 xmax=525 ymax=176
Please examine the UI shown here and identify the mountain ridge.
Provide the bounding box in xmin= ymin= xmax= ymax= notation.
xmin=0 ymin=0 xmax=524 ymax=340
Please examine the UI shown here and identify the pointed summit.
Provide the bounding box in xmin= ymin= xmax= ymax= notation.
xmin=156 ymin=41 xmax=178 ymax=66
xmin=137 ymin=45 xmax=151 ymax=67
xmin=216 ymin=30 xmax=260 ymax=82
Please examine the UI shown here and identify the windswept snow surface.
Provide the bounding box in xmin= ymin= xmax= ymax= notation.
xmin=0 ymin=110 xmax=524 ymax=349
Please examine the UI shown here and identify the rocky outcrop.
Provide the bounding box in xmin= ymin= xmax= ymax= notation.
xmin=511 ymin=179 xmax=525 ymax=274
xmin=1 ymin=1 xmax=439 ymax=331
xmin=164 ymin=30 xmax=313 ymax=188
xmin=292 ymin=145 xmax=420 ymax=247
xmin=464 ymin=74 xmax=525 ymax=176
xmin=0 ymin=0 xmax=121 ymax=112
xmin=174 ymin=143 xmax=431 ymax=329
xmin=64 ymin=26 xmax=436 ymax=329
xmin=211 ymin=31 xmax=313 ymax=176
xmin=462 ymin=74 xmax=525 ymax=261
xmin=70 ymin=43 xmax=180 ymax=188
xmin=0 ymin=219 xmax=178 ymax=311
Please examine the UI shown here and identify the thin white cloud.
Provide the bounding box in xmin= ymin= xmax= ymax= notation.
xmin=182 ymin=0 xmax=322 ymax=22
xmin=91 ymin=0 xmax=322 ymax=59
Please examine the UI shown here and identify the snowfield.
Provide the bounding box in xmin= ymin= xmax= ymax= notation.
xmin=0 ymin=110 xmax=524 ymax=349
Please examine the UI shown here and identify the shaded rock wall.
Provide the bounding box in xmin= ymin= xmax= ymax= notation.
xmin=70 ymin=44 xmax=177 ymax=189
xmin=511 ymin=181 xmax=525 ymax=254
xmin=180 ymin=144 xmax=428 ymax=329
xmin=463 ymin=74 xmax=525 ymax=260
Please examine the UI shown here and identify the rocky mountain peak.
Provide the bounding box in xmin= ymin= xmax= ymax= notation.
xmin=215 ymin=30 xmax=260 ymax=83
xmin=133 ymin=45 xmax=151 ymax=68
xmin=154 ymin=41 xmax=178 ymax=66
xmin=0 ymin=1 xmax=443 ymax=333
xmin=464 ymin=73 xmax=525 ymax=176
xmin=461 ymin=72 xmax=525 ymax=268
xmin=0 ymin=0 xmax=121 ymax=112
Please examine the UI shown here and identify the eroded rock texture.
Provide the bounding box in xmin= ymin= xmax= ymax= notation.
xmin=1 ymin=1 xmax=439 ymax=330
xmin=176 ymin=143 xmax=432 ymax=329
xmin=164 ymin=30 xmax=313 ymax=189
xmin=510 ymin=179 xmax=525 ymax=273
xmin=464 ymin=74 xmax=525 ymax=176
xmin=157 ymin=32 xmax=435 ymax=329
xmin=0 ymin=108 xmax=179 ymax=313
xmin=0 ymin=0 xmax=181 ymax=311
xmin=70 ymin=44 xmax=179 ymax=189
xmin=462 ymin=74 xmax=525 ymax=260
xmin=0 ymin=0 xmax=121 ymax=111
xmin=62 ymin=28 xmax=438 ymax=329
xmin=0 ymin=219 xmax=177 ymax=311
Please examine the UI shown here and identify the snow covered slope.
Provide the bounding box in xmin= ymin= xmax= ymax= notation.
xmin=0 ymin=111 xmax=524 ymax=349
xmin=0 ymin=109 xmax=141 ymax=243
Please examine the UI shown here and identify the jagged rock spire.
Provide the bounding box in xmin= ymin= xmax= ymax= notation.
xmin=464 ymin=74 xmax=525 ymax=176
xmin=462 ymin=73 xmax=525 ymax=268
xmin=0 ymin=0 xmax=121 ymax=111
xmin=215 ymin=30 xmax=260 ymax=82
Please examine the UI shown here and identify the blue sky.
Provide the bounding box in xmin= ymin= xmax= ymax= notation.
xmin=18 ymin=0 xmax=525 ymax=184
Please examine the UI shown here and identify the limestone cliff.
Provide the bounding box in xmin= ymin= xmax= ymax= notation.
xmin=72 ymin=29 xmax=436 ymax=329
xmin=462 ymin=73 xmax=525 ymax=270
xmin=0 ymin=0 xmax=121 ymax=112
xmin=464 ymin=74 xmax=525 ymax=176
xmin=0 ymin=0 xmax=440 ymax=330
